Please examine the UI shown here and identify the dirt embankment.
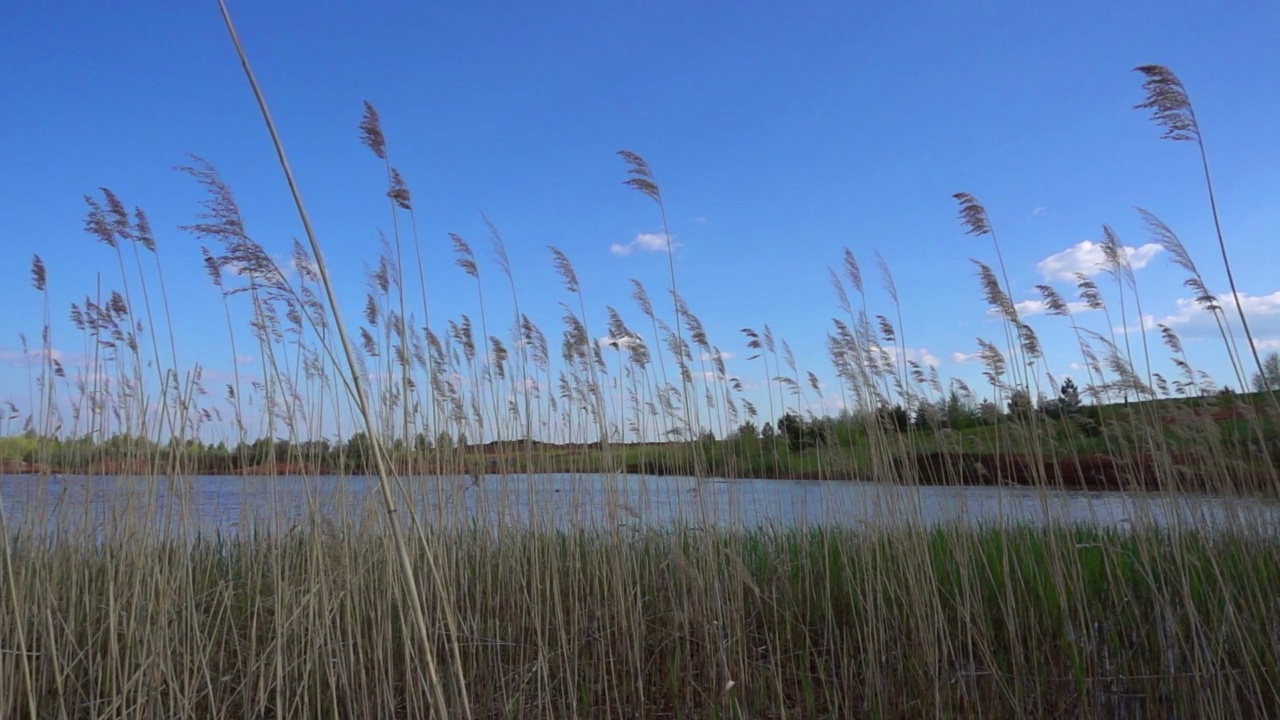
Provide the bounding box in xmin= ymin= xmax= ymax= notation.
xmin=0 ymin=458 xmax=45 ymax=474
xmin=6 ymin=450 xmax=1274 ymax=493
xmin=902 ymin=451 xmax=1277 ymax=492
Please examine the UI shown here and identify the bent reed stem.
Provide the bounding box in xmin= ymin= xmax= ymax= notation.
xmin=213 ymin=2 xmax=470 ymax=718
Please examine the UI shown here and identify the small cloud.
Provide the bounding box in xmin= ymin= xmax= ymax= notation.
xmin=0 ymin=347 xmax=67 ymax=365
xmin=200 ymin=368 xmax=234 ymax=383
xmin=1036 ymin=240 xmax=1163 ymax=281
xmin=1146 ymin=291 xmax=1280 ymax=336
xmin=692 ymin=215 xmax=708 ymax=224
xmin=597 ymin=335 xmax=644 ymax=350
xmin=513 ymin=378 xmax=542 ymax=395
xmin=235 ymin=354 xmax=255 ymax=365
xmin=1012 ymin=298 xmax=1095 ymax=317
xmin=914 ymin=349 xmax=940 ymax=368
xmin=883 ymin=345 xmax=939 ymax=368
xmin=221 ymin=252 xmax=299 ymax=285
xmin=1254 ymin=338 xmax=1280 ymax=351
xmin=701 ymin=350 xmax=734 ymax=362
xmin=950 ymin=351 xmax=979 ymax=364
xmin=611 ymin=232 xmax=677 ymax=257
xmin=1029 ymin=207 xmax=1046 ymax=219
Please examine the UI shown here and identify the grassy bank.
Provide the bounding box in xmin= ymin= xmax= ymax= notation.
xmin=3 ymin=523 xmax=1280 ymax=718
xmin=3 ymin=389 xmax=1277 ymax=493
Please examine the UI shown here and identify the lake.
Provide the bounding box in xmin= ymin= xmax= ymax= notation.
xmin=2 ymin=472 xmax=1278 ymax=538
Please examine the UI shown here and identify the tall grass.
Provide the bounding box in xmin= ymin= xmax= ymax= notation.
xmin=0 ymin=18 xmax=1278 ymax=718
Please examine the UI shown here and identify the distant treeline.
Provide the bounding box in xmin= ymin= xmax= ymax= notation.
xmin=2 ymin=386 xmax=1274 ymax=484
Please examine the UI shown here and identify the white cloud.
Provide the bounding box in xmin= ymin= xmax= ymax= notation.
xmin=1036 ymin=240 xmax=1163 ymax=281
xmin=700 ymin=350 xmax=734 ymax=362
xmin=222 ymin=252 xmax=299 ymax=284
xmin=950 ymin=351 xmax=978 ymax=364
xmin=1255 ymin=339 xmax=1280 ymax=351
xmin=0 ymin=348 xmax=67 ymax=365
xmin=915 ymin=349 xmax=941 ymax=368
xmin=611 ymin=232 xmax=676 ymax=256
xmin=1143 ymin=291 xmax=1280 ymax=346
xmin=1013 ymin=298 xmax=1095 ymax=317
xmin=512 ymin=378 xmax=542 ymax=396
xmin=597 ymin=335 xmax=644 ymax=350
xmin=882 ymin=345 xmax=940 ymax=368
xmin=1029 ymin=207 xmax=1046 ymax=219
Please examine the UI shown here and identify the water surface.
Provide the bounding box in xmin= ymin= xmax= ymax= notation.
xmin=2 ymin=472 xmax=1277 ymax=538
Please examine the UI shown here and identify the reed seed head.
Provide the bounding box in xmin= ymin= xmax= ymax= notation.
xmin=618 ymin=150 xmax=661 ymax=203
xmin=482 ymin=212 xmax=511 ymax=280
xmin=291 ymin=239 xmax=319 ymax=283
xmin=1035 ymin=284 xmax=1069 ymax=317
xmin=972 ymin=259 xmax=1017 ymax=322
xmin=1074 ymin=273 xmax=1105 ymax=311
xmin=875 ymin=250 xmax=898 ymax=305
xmin=387 ymin=168 xmax=411 ymax=210
xmin=549 ymin=246 xmax=579 ymax=294
xmin=953 ymin=192 xmax=992 ymax=237
xmin=1159 ymin=323 xmax=1184 ymax=355
xmin=842 ymin=247 xmax=863 ymax=295
xmin=359 ymin=101 xmax=387 ymax=159
xmin=1133 ymin=65 xmax=1199 ymax=142
xmin=83 ymin=196 xmax=116 ymax=248
xmin=30 ymin=255 xmax=46 ymax=292
xmin=630 ymin=279 xmax=653 ymax=319
xmin=451 ymin=234 xmax=479 ymax=279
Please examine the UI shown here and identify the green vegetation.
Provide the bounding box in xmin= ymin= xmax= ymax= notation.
xmin=3 ymin=384 xmax=1276 ymax=492
xmin=1 ymin=11 xmax=1278 ymax=717
xmin=1253 ymin=352 xmax=1280 ymax=393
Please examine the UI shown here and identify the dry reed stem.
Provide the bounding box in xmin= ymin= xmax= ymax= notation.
xmin=211 ymin=2 xmax=468 ymax=718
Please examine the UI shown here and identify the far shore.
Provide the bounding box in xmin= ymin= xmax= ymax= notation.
xmin=5 ymin=450 xmax=1276 ymax=495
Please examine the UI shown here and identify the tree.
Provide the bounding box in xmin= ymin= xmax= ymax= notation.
xmin=913 ymin=402 xmax=941 ymax=430
xmin=1007 ymin=388 xmax=1034 ymax=420
xmin=877 ymin=404 xmax=910 ymax=433
xmin=760 ymin=422 xmax=775 ymax=441
xmin=1251 ymin=352 xmax=1280 ymax=392
xmin=943 ymin=389 xmax=977 ymax=429
xmin=777 ymin=413 xmax=827 ymax=450
xmin=978 ymin=399 xmax=1001 ymax=424
xmin=1059 ymin=378 xmax=1081 ymax=413
xmin=1043 ymin=378 xmax=1082 ymax=420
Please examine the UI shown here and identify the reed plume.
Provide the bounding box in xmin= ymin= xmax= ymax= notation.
xmin=1134 ymin=64 xmax=1273 ymax=397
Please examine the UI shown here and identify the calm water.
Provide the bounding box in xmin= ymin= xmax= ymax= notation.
xmin=2 ymin=472 xmax=1278 ymax=538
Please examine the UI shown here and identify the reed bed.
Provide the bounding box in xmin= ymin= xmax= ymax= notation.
xmin=1 ymin=6 xmax=1279 ymax=716
xmin=4 ymin=521 xmax=1280 ymax=719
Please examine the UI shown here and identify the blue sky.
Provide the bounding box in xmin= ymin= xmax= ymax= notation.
xmin=2 ymin=1 xmax=1278 ymax=440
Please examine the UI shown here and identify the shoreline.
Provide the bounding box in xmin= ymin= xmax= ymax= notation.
xmin=5 ymin=450 xmax=1275 ymax=495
